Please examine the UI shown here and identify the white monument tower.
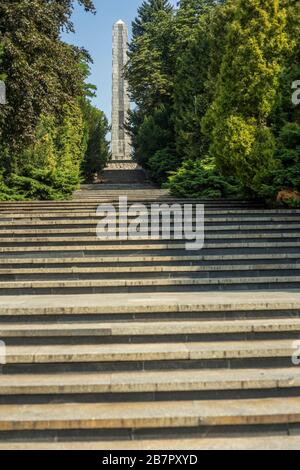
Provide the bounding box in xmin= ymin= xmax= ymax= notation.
xmin=111 ymin=20 xmax=131 ymax=161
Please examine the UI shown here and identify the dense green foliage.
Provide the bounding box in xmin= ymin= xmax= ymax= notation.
xmin=132 ymin=0 xmax=173 ymax=38
xmin=0 ymin=0 xmax=109 ymax=200
xmin=167 ymin=158 xmax=240 ymax=199
xmin=264 ymin=123 xmax=300 ymax=202
xmin=125 ymin=0 xmax=178 ymax=184
xmin=203 ymin=0 xmax=289 ymax=196
xmin=127 ymin=0 xmax=300 ymax=203
xmin=1 ymin=0 xmax=299 ymax=202
xmin=81 ymin=100 xmax=110 ymax=182
xmin=133 ymin=105 xmax=175 ymax=167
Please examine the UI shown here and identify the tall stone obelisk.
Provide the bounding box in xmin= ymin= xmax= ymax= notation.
xmin=111 ymin=20 xmax=131 ymax=161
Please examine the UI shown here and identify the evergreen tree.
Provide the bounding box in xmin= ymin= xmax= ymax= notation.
xmin=126 ymin=0 xmax=177 ymax=181
xmin=202 ymin=0 xmax=289 ymax=196
xmin=0 ymin=0 xmax=111 ymax=200
xmin=0 ymin=0 xmax=95 ymax=160
xmin=173 ymin=1 xmax=220 ymax=160
xmin=263 ymin=0 xmax=300 ymax=200
xmin=272 ymin=0 xmax=300 ymax=130
xmin=81 ymin=102 xmax=110 ymax=182
xmin=127 ymin=7 xmax=176 ymax=113
xmin=8 ymin=102 xmax=87 ymax=200
xmin=135 ymin=105 xmax=176 ymax=168
xmin=132 ymin=0 xmax=173 ymax=39
xmin=127 ymin=0 xmax=300 ymax=200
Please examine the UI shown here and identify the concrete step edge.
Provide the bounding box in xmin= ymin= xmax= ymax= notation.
xmin=0 ymin=435 xmax=299 ymax=450
xmin=1 ymin=276 xmax=300 ymax=289
xmin=0 ymin=264 xmax=299 ymax=275
xmin=0 ymin=396 xmax=300 ymax=430
xmin=0 ymin=367 xmax=299 ymax=395
xmin=1 ymin=242 xmax=299 ymax=253
xmin=4 ymin=339 xmax=295 ymax=364
xmin=0 ymin=254 xmax=299 ymax=264
xmin=1 ymin=234 xmax=300 ymax=243
xmin=2 ymin=318 xmax=300 ymax=337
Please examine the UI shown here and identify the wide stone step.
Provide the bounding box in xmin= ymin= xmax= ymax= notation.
xmin=72 ymin=196 xmax=256 ymax=202
xmin=0 ymin=276 xmax=299 ymax=295
xmin=0 ymin=200 xmax=266 ymax=208
xmin=1 ymin=214 xmax=299 ymax=224
xmin=2 ymin=220 xmax=300 ymax=229
xmin=14 ymin=274 xmax=299 ymax=285
xmin=1 ymin=221 xmax=294 ymax=233
xmin=0 ymin=206 xmax=266 ymax=215
xmin=3 ymin=339 xmax=294 ymax=364
xmin=0 ymin=397 xmax=300 ymax=432
xmin=0 ymin=196 xmax=262 ymax=204
xmin=0 ymin=205 xmax=296 ymax=214
xmin=0 ymin=233 xmax=299 ymax=245
xmin=0 ymin=204 xmax=277 ymax=210
xmin=0 ymin=253 xmax=298 ymax=266
xmin=0 ymin=368 xmax=299 ymax=396
xmin=1 ymin=242 xmax=299 ymax=255
xmin=1 ymin=222 xmax=299 ymax=234
xmin=1 ymin=291 xmax=299 ymax=319
xmin=1 ymin=227 xmax=299 ymax=239
xmin=0 ymin=436 xmax=299 ymax=450
xmin=0 ymin=206 xmax=292 ymax=215
xmin=1 ymin=318 xmax=300 ymax=339
xmin=0 ymin=263 xmax=298 ymax=279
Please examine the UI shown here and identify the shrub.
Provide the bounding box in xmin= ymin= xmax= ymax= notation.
xmin=134 ymin=105 xmax=175 ymax=168
xmin=274 ymin=123 xmax=300 ymax=191
xmin=259 ymin=123 xmax=300 ymax=205
xmin=167 ymin=158 xmax=241 ymax=199
xmin=148 ymin=149 xmax=181 ymax=186
xmin=9 ymin=166 xmax=81 ymax=201
xmin=0 ymin=172 xmax=24 ymax=201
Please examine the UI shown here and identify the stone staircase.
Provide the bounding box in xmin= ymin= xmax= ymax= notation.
xmin=0 ymin=192 xmax=299 ymax=295
xmin=98 ymin=161 xmax=148 ymax=185
xmin=0 ymin=186 xmax=300 ymax=449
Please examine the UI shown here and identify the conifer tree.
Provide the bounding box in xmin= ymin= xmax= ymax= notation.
xmin=81 ymin=104 xmax=110 ymax=182
xmin=126 ymin=0 xmax=176 ymax=176
xmin=173 ymin=1 xmax=219 ymax=160
xmin=202 ymin=0 xmax=289 ymax=195
xmin=132 ymin=0 xmax=173 ymax=39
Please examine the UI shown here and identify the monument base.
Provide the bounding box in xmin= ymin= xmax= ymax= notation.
xmin=103 ymin=162 xmax=146 ymax=185
xmin=107 ymin=161 xmax=141 ymax=170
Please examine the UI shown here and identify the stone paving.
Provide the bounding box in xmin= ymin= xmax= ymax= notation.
xmin=0 ymin=177 xmax=299 ymax=449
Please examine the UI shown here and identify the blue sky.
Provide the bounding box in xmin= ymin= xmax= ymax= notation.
xmin=62 ymin=0 xmax=177 ymax=122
